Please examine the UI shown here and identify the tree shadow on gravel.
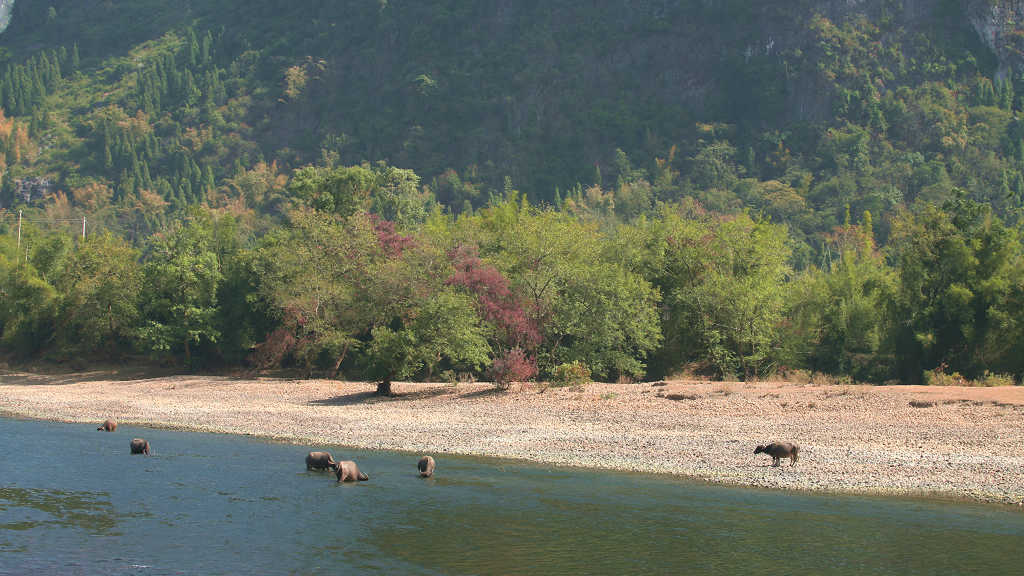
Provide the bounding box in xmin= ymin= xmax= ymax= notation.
xmin=457 ymin=387 xmax=507 ymax=400
xmin=310 ymin=387 xmax=455 ymax=406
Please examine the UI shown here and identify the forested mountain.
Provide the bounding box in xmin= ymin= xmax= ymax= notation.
xmin=1 ymin=1 xmax=1022 ymax=386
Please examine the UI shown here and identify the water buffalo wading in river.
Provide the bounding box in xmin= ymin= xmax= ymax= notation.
xmin=417 ymin=456 xmax=435 ymax=478
xmin=97 ymin=420 xmax=117 ymax=432
xmin=755 ymin=442 xmax=799 ymax=467
xmin=130 ymin=438 xmax=150 ymax=455
xmin=335 ymin=461 xmax=369 ymax=483
xmin=306 ymin=451 xmax=338 ymax=471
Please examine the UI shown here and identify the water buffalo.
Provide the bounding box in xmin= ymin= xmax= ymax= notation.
xmin=130 ymin=438 xmax=150 ymax=455
xmin=755 ymin=442 xmax=799 ymax=467
xmin=417 ymin=455 xmax=435 ymax=478
xmin=306 ymin=451 xmax=338 ymax=471
xmin=335 ymin=460 xmax=369 ymax=483
xmin=97 ymin=420 xmax=117 ymax=432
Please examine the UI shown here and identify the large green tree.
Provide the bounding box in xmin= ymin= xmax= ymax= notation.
xmin=890 ymin=196 xmax=1023 ymax=382
xmin=0 ymin=233 xmax=60 ymax=356
xmin=657 ymin=210 xmax=791 ymax=380
xmin=255 ymin=208 xmax=378 ymax=375
xmin=55 ymin=232 xmax=142 ymax=355
xmin=781 ymin=216 xmax=896 ymax=381
xmin=137 ymin=211 xmax=223 ymax=367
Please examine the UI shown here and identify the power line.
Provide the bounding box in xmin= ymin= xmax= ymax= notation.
xmin=0 ymin=213 xmax=89 ymax=223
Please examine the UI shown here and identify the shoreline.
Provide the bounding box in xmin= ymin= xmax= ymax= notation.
xmin=2 ymin=370 xmax=1023 ymax=506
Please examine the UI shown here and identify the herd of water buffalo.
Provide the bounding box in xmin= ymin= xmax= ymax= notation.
xmin=96 ymin=419 xmax=440 ymax=481
xmin=96 ymin=418 xmax=801 ymax=476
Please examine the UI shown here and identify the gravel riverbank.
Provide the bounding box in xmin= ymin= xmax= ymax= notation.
xmin=2 ymin=370 xmax=1022 ymax=505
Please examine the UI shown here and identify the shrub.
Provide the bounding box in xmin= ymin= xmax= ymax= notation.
xmin=490 ymin=347 xmax=537 ymax=389
xmin=924 ymin=367 xmax=1016 ymax=387
xmin=922 ymin=367 xmax=966 ymax=386
xmin=977 ymin=372 xmax=1016 ymax=387
xmin=810 ymin=372 xmax=854 ymax=386
xmin=776 ymin=367 xmax=813 ymax=385
xmin=551 ymin=361 xmax=592 ymax=388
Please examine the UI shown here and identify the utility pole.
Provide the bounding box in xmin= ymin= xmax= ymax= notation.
xmin=82 ymin=216 xmax=86 ymax=239
xmin=17 ymin=209 xmax=22 ymax=250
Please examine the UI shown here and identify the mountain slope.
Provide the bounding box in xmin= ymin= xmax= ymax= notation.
xmin=0 ymin=1 xmax=1022 ymax=237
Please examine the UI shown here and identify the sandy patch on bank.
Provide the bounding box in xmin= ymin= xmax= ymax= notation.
xmin=1 ymin=370 xmax=1022 ymax=505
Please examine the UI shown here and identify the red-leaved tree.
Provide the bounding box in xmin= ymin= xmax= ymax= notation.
xmin=370 ymin=214 xmax=415 ymax=257
xmin=448 ymin=244 xmax=540 ymax=349
xmin=447 ymin=244 xmax=540 ymax=385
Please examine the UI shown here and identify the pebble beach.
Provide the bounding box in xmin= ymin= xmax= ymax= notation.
xmin=1 ymin=370 xmax=1022 ymax=505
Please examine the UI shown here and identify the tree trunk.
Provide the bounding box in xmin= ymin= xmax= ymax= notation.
xmin=376 ymin=369 xmax=396 ymax=396
xmin=184 ymin=337 xmax=192 ymax=368
xmin=331 ymin=342 xmax=351 ymax=379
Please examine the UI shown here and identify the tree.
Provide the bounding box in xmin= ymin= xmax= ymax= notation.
xmin=369 ymin=163 xmax=432 ymax=227
xmin=657 ymin=210 xmax=791 ymax=380
xmin=890 ymin=195 xmax=1022 ymax=382
xmin=288 ymin=164 xmax=375 ymax=217
xmin=356 ymin=224 xmax=490 ymax=395
xmin=56 ymin=232 xmax=142 ymax=355
xmin=137 ymin=211 xmax=223 ymax=367
xmin=360 ymin=289 xmax=490 ymax=395
xmin=0 ymin=234 xmax=59 ymax=356
xmin=452 ymin=199 xmax=662 ymax=380
xmin=255 ymin=208 xmax=377 ymax=375
xmin=781 ymin=218 xmax=896 ymax=381
xmin=289 ymin=162 xmax=434 ymax=227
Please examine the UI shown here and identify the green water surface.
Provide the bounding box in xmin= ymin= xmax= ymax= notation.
xmin=0 ymin=416 xmax=1021 ymax=575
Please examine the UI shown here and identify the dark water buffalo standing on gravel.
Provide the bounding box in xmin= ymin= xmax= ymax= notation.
xmin=97 ymin=420 xmax=117 ymax=432
xmin=130 ymin=438 xmax=150 ymax=455
xmin=755 ymin=442 xmax=799 ymax=467
xmin=306 ymin=451 xmax=338 ymax=471
xmin=335 ymin=461 xmax=369 ymax=483
xmin=417 ymin=456 xmax=435 ymax=478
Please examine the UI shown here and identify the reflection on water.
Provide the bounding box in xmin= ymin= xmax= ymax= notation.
xmin=0 ymin=487 xmax=121 ymax=534
xmin=1 ymin=415 xmax=1023 ymax=575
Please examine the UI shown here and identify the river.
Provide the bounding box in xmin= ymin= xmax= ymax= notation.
xmin=1 ymin=416 xmax=1021 ymax=575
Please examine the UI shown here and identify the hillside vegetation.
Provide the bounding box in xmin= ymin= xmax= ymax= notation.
xmin=0 ymin=0 xmax=1022 ymax=386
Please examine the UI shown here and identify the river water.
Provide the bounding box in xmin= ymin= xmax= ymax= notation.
xmin=1 ymin=416 xmax=1022 ymax=575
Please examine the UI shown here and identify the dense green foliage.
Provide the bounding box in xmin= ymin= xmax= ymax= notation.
xmin=3 ymin=190 xmax=1020 ymax=385
xmin=0 ymin=1 xmax=1022 ymax=385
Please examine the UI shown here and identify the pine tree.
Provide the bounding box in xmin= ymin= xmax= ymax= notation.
xmin=201 ymin=30 xmax=213 ymax=65
xmin=103 ymin=138 xmax=113 ymax=171
xmin=203 ymin=164 xmax=215 ymax=196
xmin=1000 ymin=77 xmax=1015 ymax=110
xmin=862 ymin=210 xmax=874 ymax=253
xmin=50 ymin=56 xmax=61 ymax=88
xmin=187 ymin=28 xmax=200 ymax=68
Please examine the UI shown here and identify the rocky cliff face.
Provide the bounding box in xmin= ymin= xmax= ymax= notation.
xmin=965 ymin=0 xmax=1024 ymax=78
xmin=0 ymin=0 xmax=15 ymax=34
xmin=793 ymin=1 xmax=1024 ymax=78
